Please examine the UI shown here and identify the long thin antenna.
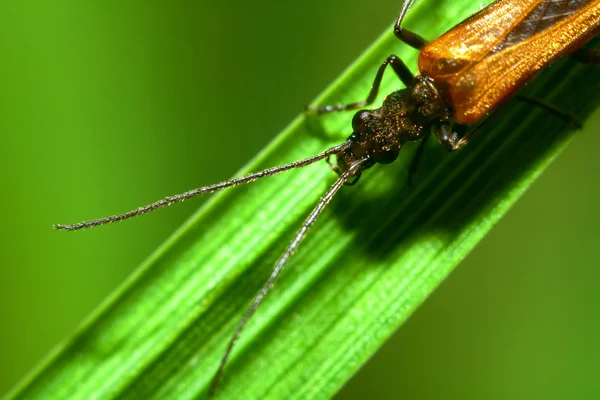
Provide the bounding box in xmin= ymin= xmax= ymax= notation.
xmin=208 ymin=157 xmax=368 ymax=397
xmin=54 ymin=141 xmax=352 ymax=231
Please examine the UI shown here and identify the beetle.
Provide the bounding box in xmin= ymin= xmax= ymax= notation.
xmin=55 ymin=0 xmax=600 ymax=396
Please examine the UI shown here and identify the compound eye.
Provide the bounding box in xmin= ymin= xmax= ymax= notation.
xmin=351 ymin=110 xmax=371 ymax=132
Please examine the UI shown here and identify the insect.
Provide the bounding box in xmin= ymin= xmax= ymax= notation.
xmin=55 ymin=0 xmax=600 ymax=395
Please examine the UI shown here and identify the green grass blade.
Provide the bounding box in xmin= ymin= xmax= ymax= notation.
xmin=8 ymin=0 xmax=600 ymax=399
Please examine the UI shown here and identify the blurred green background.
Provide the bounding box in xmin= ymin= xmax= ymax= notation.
xmin=1 ymin=0 xmax=599 ymax=398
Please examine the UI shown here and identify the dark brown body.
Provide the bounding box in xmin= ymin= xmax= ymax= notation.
xmin=337 ymin=75 xmax=450 ymax=172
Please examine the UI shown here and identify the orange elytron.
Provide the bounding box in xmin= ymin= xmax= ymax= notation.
xmin=56 ymin=0 xmax=599 ymax=395
xmin=418 ymin=0 xmax=600 ymax=124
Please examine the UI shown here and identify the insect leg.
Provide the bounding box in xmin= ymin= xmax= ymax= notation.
xmin=572 ymin=48 xmax=600 ymax=65
xmin=435 ymin=87 xmax=588 ymax=153
xmin=407 ymin=133 xmax=430 ymax=186
xmin=394 ymin=0 xmax=428 ymax=50
xmin=394 ymin=26 xmax=428 ymax=50
xmin=344 ymin=173 xmax=361 ymax=186
xmin=326 ymin=155 xmax=361 ymax=185
xmin=306 ymin=54 xmax=414 ymax=114
xmin=433 ymin=123 xmax=478 ymax=152
xmin=326 ymin=155 xmax=341 ymax=174
xmin=515 ymin=95 xmax=582 ymax=127
xmin=394 ymin=27 xmax=427 ymax=50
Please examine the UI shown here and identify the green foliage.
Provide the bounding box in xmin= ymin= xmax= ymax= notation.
xmin=8 ymin=0 xmax=600 ymax=399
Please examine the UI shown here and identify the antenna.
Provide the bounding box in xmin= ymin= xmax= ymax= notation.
xmin=54 ymin=140 xmax=351 ymax=231
xmin=208 ymin=157 xmax=368 ymax=397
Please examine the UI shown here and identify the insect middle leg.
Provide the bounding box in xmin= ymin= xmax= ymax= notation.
xmin=305 ymin=54 xmax=414 ymax=114
xmin=326 ymin=156 xmax=361 ymax=185
xmin=306 ymin=4 xmax=429 ymax=115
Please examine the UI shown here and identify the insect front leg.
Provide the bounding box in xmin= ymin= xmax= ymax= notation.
xmin=432 ymin=123 xmax=470 ymax=151
xmin=411 ymin=119 xmax=486 ymax=183
xmin=407 ymin=133 xmax=430 ymax=186
xmin=407 ymin=124 xmax=471 ymax=186
xmin=306 ymin=54 xmax=414 ymax=114
xmin=326 ymin=155 xmax=361 ymax=185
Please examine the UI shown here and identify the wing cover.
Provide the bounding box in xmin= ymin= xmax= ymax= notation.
xmin=418 ymin=0 xmax=600 ymax=124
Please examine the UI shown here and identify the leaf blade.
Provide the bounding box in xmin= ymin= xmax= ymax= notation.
xmin=8 ymin=0 xmax=600 ymax=399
